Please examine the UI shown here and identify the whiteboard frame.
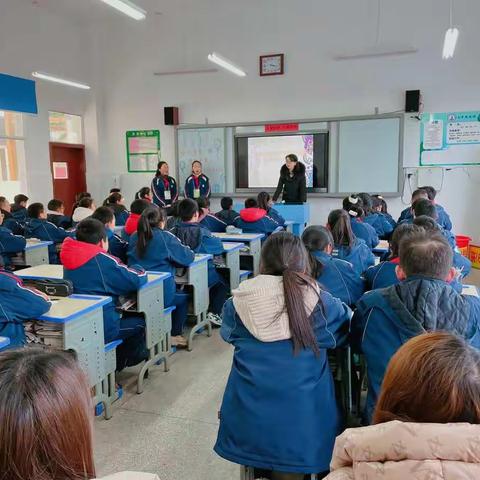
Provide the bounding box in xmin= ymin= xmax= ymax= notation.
xmin=175 ymin=113 xmax=404 ymax=197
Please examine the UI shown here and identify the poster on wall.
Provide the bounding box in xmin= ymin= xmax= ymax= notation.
xmin=52 ymin=162 xmax=68 ymax=180
xmin=126 ymin=130 xmax=160 ymax=172
xmin=420 ymin=111 xmax=480 ymax=166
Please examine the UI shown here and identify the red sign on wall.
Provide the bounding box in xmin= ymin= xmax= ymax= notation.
xmin=265 ymin=123 xmax=299 ymax=133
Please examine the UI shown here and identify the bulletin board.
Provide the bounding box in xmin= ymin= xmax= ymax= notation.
xmin=420 ymin=111 xmax=480 ymax=166
xmin=126 ymin=130 xmax=160 ymax=172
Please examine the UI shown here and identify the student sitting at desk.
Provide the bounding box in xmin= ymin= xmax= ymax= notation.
xmin=342 ymin=195 xmax=379 ymax=249
xmin=91 ymin=206 xmax=128 ymax=263
xmin=352 ymin=230 xmax=480 ymax=423
xmin=257 ymin=191 xmax=286 ymax=227
xmin=0 ymin=348 xmax=160 ymax=480
xmin=25 ymin=203 xmax=73 ymax=264
xmin=0 ymin=211 xmax=26 ymax=268
xmin=198 ymin=197 xmax=227 ymax=233
xmin=46 ymin=199 xmax=72 ymax=229
xmin=302 ymin=225 xmax=364 ymax=306
xmin=215 ymin=197 xmax=240 ymax=226
xmin=128 ymin=206 xmax=194 ymax=347
xmin=135 ymin=186 xmax=154 ymax=203
xmin=10 ymin=194 xmax=28 ymax=224
xmin=103 ymin=192 xmax=129 ymax=226
xmin=72 ymin=197 xmax=96 ymax=225
xmin=328 ymin=209 xmax=375 ymax=274
xmin=0 ymin=269 xmax=51 ymax=346
xmin=372 ymin=194 xmax=397 ymax=230
xmin=61 ymin=219 xmax=148 ymax=369
xmin=420 ymin=185 xmax=453 ymax=231
xmin=358 ymin=192 xmax=394 ymax=239
xmin=234 ymin=198 xmax=281 ymax=236
xmin=170 ymin=199 xmax=228 ymax=325
xmin=124 ymin=198 xmax=151 ymax=240
xmin=215 ymin=232 xmax=351 ymax=478
xmin=0 ymin=196 xmax=23 ymax=235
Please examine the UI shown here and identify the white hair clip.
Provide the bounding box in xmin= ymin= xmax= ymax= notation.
xmin=348 ymin=210 xmax=358 ymax=217
xmin=348 ymin=196 xmax=358 ymax=204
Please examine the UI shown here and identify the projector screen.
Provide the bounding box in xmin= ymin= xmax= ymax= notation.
xmin=247 ymin=135 xmax=314 ymax=188
xmin=236 ymin=133 xmax=329 ymax=190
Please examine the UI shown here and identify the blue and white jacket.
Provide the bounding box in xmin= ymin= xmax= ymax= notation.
xmin=151 ymin=175 xmax=178 ymax=208
xmin=184 ymin=174 xmax=211 ymax=199
xmin=332 ymin=238 xmax=376 ymax=275
xmin=349 ymin=218 xmax=379 ymax=250
xmin=200 ymin=214 xmax=227 ymax=233
xmin=0 ymin=226 xmax=27 ymax=266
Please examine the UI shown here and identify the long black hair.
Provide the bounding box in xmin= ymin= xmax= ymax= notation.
xmin=155 ymin=161 xmax=168 ymax=177
xmin=328 ymin=209 xmax=356 ymax=248
xmin=257 ymin=191 xmax=271 ymax=211
xmin=136 ymin=206 xmax=167 ymax=258
xmin=103 ymin=192 xmax=122 ymax=207
xmin=302 ymin=225 xmax=334 ymax=278
xmin=358 ymin=193 xmax=373 ymax=215
xmin=260 ymin=232 xmax=320 ymax=356
xmin=135 ymin=187 xmax=151 ymax=200
xmin=372 ymin=195 xmax=388 ymax=214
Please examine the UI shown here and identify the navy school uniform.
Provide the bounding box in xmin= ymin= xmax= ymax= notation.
xmin=332 ymin=238 xmax=375 ymax=275
xmin=184 ymin=174 xmax=211 ymax=199
xmin=200 ymin=214 xmax=227 ymax=233
xmin=151 ymin=175 xmax=178 ymax=208
xmin=267 ymin=207 xmax=286 ymax=226
xmin=61 ymin=237 xmax=148 ymax=369
xmin=2 ymin=210 xmax=24 ymax=235
xmin=215 ymin=209 xmax=240 ymax=226
xmin=313 ymin=250 xmax=365 ymax=306
xmin=215 ymin=290 xmax=352 ymax=474
xmin=352 ymin=276 xmax=480 ymax=422
xmin=170 ymin=222 xmax=227 ymax=315
xmin=0 ymin=270 xmax=51 ymax=347
xmin=0 ymin=226 xmax=27 ymax=267
xmin=398 ymin=204 xmax=452 ymax=231
xmin=363 ymin=213 xmax=394 ymax=239
xmin=11 ymin=206 xmax=27 ymax=224
xmin=25 ymin=218 xmax=73 ymax=264
xmin=349 ymin=217 xmax=379 ymax=249
xmin=106 ymin=228 xmax=128 ymax=263
xmin=47 ymin=212 xmax=72 ymax=229
xmin=105 ymin=203 xmax=129 ymax=227
xmin=234 ymin=208 xmax=281 ymax=236
xmin=127 ymin=228 xmax=195 ymax=336
xmin=380 ymin=212 xmax=397 ymax=230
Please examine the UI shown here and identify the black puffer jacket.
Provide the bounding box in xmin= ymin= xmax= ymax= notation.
xmin=273 ymin=162 xmax=307 ymax=204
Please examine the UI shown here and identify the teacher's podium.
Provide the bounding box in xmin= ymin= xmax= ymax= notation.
xmin=274 ymin=204 xmax=310 ymax=236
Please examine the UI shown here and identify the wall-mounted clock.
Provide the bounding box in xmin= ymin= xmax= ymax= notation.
xmin=259 ymin=54 xmax=284 ymax=76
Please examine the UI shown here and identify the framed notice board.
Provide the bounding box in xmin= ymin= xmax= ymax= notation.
xmin=126 ymin=130 xmax=160 ymax=172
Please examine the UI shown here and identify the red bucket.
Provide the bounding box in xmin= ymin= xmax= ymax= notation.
xmin=456 ymin=235 xmax=472 ymax=257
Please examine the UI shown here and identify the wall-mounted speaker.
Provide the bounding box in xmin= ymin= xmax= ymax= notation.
xmin=405 ymin=90 xmax=421 ymax=113
xmin=164 ymin=106 xmax=179 ymax=125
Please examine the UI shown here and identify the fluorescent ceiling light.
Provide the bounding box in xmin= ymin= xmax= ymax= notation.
xmin=32 ymin=72 xmax=91 ymax=90
xmin=207 ymin=52 xmax=246 ymax=77
xmin=99 ymin=0 xmax=146 ymax=20
xmin=442 ymin=27 xmax=459 ymax=59
xmin=334 ymin=47 xmax=418 ymax=61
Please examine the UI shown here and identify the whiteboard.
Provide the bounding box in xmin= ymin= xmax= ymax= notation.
xmin=177 ymin=128 xmax=226 ymax=194
xmin=421 ymin=145 xmax=480 ymax=166
xmin=337 ymin=118 xmax=400 ymax=193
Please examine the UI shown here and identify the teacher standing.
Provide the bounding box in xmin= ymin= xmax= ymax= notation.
xmin=273 ymin=154 xmax=307 ymax=204
xmin=151 ymin=161 xmax=178 ymax=208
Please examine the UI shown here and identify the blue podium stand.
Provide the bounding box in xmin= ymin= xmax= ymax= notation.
xmin=234 ymin=202 xmax=310 ymax=236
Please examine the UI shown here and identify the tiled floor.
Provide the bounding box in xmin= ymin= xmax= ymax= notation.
xmin=94 ymin=331 xmax=238 ymax=480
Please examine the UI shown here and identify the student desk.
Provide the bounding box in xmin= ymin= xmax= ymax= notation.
xmin=373 ymin=240 xmax=389 ymax=255
xmin=37 ymin=294 xmax=113 ymax=419
xmin=16 ymin=265 xmax=172 ymax=394
xmin=175 ymin=254 xmax=212 ymax=351
xmin=212 ymin=233 xmax=264 ymax=276
xmin=462 ymin=284 xmax=479 ymax=297
xmin=273 ymin=204 xmax=310 ymax=236
xmin=0 ymin=336 xmax=10 ymax=351
xmin=23 ymin=239 xmax=53 ymax=266
xmin=218 ymin=242 xmax=243 ymax=291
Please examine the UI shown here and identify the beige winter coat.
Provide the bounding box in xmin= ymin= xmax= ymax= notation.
xmin=325 ymin=420 xmax=480 ymax=479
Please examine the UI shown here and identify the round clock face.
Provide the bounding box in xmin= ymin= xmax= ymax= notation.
xmin=262 ymin=56 xmax=282 ymax=74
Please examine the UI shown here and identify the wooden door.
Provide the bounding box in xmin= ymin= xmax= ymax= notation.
xmin=49 ymin=143 xmax=87 ymax=214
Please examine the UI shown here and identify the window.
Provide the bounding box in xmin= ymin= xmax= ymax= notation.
xmin=49 ymin=111 xmax=83 ymax=144
xmin=0 ymin=111 xmax=27 ymax=199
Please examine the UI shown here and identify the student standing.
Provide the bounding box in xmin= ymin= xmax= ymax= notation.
xmin=272 ymin=154 xmax=307 ymax=204
xmin=342 ymin=195 xmax=379 ymax=249
xmin=327 ymin=209 xmax=375 ymax=274
xmin=257 ymin=191 xmax=285 ymax=226
xmin=326 ymin=332 xmax=480 ymax=478
xmin=151 ymin=161 xmax=178 ymax=209
xmin=215 ymin=232 xmax=351 ymax=478
xmin=302 ymin=225 xmax=364 ymax=306
xmin=352 ymin=231 xmax=480 ymax=422
xmin=0 ymin=348 xmax=160 ymax=480
xmin=128 ymin=207 xmax=195 ymax=347
xmin=184 ymin=160 xmax=211 ymax=199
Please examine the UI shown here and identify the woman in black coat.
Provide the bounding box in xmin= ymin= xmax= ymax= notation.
xmin=272 ymin=154 xmax=307 ymax=204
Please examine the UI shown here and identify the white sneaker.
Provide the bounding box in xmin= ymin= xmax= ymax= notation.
xmin=207 ymin=312 xmax=222 ymax=326
xmin=171 ymin=335 xmax=188 ymax=347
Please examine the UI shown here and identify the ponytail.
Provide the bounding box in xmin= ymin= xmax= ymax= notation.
xmin=328 ymin=209 xmax=355 ymax=248
xmin=136 ymin=187 xmax=151 ymax=200
xmin=301 ymin=226 xmax=334 ymax=278
xmin=137 ymin=206 xmax=166 ymax=258
xmin=103 ymin=192 xmax=122 ymax=207
xmin=260 ymin=232 xmax=320 ymax=356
